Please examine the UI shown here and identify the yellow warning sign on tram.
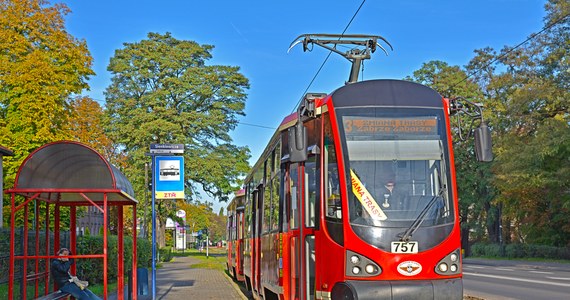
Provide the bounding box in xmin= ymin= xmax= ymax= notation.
xmin=350 ymin=169 xmax=387 ymax=221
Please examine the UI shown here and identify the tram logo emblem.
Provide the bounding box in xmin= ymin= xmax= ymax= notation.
xmin=397 ymin=261 xmax=422 ymax=276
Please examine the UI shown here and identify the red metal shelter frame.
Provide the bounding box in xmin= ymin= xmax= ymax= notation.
xmin=5 ymin=141 xmax=139 ymax=300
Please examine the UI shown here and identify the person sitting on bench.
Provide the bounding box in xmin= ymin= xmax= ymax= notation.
xmin=51 ymin=247 xmax=101 ymax=300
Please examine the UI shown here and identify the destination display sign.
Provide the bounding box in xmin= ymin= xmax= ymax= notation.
xmin=343 ymin=116 xmax=438 ymax=135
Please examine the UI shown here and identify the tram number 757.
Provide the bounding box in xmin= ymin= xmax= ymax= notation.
xmin=391 ymin=241 xmax=419 ymax=254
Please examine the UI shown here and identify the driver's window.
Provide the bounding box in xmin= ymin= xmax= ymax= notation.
xmin=324 ymin=117 xmax=341 ymax=220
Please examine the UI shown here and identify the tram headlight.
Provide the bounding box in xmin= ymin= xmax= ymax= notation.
xmin=346 ymin=250 xmax=382 ymax=277
xmin=450 ymin=264 xmax=458 ymax=272
xmin=435 ymin=249 xmax=461 ymax=275
xmin=350 ymin=255 xmax=360 ymax=264
xmin=352 ymin=266 xmax=361 ymax=274
xmin=450 ymin=253 xmax=458 ymax=262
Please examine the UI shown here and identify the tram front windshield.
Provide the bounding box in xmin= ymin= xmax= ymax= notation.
xmin=337 ymin=107 xmax=455 ymax=250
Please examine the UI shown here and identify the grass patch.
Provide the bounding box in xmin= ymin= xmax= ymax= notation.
xmin=172 ymin=247 xmax=227 ymax=272
xmin=90 ymin=281 xmax=118 ymax=297
xmin=0 ymin=282 xmax=52 ymax=299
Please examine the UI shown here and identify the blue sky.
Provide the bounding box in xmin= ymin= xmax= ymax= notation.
xmin=61 ymin=0 xmax=546 ymax=210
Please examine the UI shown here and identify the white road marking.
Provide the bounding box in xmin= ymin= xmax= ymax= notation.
xmin=466 ymin=265 xmax=485 ymax=269
xmin=529 ymin=270 xmax=552 ymax=274
xmin=546 ymin=277 xmax=570 ymax=281
xmin=463 ymin=272 xmax=570 ymax=287
xmin=495 ymin=268 xmax=514 ymax=271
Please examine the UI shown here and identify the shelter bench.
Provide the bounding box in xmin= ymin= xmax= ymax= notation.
xmin=26 ymin=271 xmax=70 ymax=300
xmin=34 ymin=290 xmax=70 ymax=300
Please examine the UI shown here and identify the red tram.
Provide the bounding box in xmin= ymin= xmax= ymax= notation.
xmin=228 ymin=34 xmax=492 ymax=300
xmin=227 ymin=188 xmax=246 ymax=282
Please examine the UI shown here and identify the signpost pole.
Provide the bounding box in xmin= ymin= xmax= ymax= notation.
xmin=151 ymin=154 xmax=157 ymax=300
xmin=148 ymin=143 xmax=185 ymax=300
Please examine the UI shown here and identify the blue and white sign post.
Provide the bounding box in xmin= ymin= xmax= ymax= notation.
xmin=155 ymin=156 xmax=185 ymax=199
xmin=148 ymin=144 xmax=184 ymax=300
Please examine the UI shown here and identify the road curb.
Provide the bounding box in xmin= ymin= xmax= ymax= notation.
xmin=223 ymin=272 xmax=250 ymax=300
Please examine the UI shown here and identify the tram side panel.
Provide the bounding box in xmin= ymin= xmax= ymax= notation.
xmin=243 ymin=186 xmax=254 ymax=291
xmin=235 ymin=212 xmax=246 ymax=282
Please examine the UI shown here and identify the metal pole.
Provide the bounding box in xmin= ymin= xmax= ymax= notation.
xmin=103 ymin=193 xmax=109 ymax=300
xmin=0 ymin=155 xmax=4 ymax=228
xmin=132 ymin=205 xmax=138 ymax=300
xmin=174 ymin=226 xmax=178 ymax=250
xmin=144 ymin=162 xmax=149 ymax=238
xmin=151 ymin=155 xmax=157 ymax=300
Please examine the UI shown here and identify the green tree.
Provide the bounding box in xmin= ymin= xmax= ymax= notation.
xmin=467 ymin=0 xmax=570 ymax=246
xmin=0 ymin=0 xmax=94 ymax=226
xmin=209 ymin=212 xmax=227 ymax=244
xmin=68 ymin=96 xmax=128 ymax=166
xmin=178 ymin=200 xmax=220 ymax=244
xmin=104 ymin=32 xmax=251 ymax=247
xmin=181 ymin=200 xmax=212 ymax=234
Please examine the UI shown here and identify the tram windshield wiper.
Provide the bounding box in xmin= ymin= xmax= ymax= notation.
xmin=397 ymin=187 xmax=446 ymax=242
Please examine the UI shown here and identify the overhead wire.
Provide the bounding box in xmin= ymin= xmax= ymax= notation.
xmin=73 ymin=7 xmax=568 ymax=134
xmin=237 ymin=122 xmax=276 ymax=130
xmin=238 ymin=5 xmax=569 ymax=131
xmin=81 ymin=95 xmax=276 ymax=130
xmin=446 ymin=11 xmax=570 ymax=94
xmin=291 ymin=0 xmax=367 ymax=113
xmin=239 ymin=0 xmax=368 ymax=130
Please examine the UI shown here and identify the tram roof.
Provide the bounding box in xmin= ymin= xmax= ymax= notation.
xmin=6 ymin=140 xmax=136 ymax=204
xmin=331 ymin=79 xmax=443 ymax=108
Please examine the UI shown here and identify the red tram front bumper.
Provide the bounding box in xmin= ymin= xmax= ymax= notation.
xmin=329 ymin=278 xmax=462 ymax=300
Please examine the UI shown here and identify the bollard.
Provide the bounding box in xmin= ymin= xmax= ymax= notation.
xmin=126 ymin=268 xmax=149 ymax=299
xmin=138 ymin=268 xmax=149 ymax=296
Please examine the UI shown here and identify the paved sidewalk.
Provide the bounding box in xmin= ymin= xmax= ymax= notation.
xmin=109 ymin=255 xmax=248 ymax=300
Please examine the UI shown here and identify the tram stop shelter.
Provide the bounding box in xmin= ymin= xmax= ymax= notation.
xmin=5 ymin=140 xmax=139 ymax=300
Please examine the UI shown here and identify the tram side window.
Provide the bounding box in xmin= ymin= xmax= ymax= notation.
xmin=270 ymin=148 xmax=280 ymax=232
xmin=280 ymin=166 xmax=288 ymax=232
xmin=226 ymin=214 xmax=229 ymax=241
xmin=290 ymin=165 xmax=300 ymax=230
xmin=324 ymin=116 xmax=341 ymax=220
xmin=263 ymin=160 xmax=271 ymax=234
xmin=305 ymin=157 xmax=317 ymax=228
xmin=275 ymin=141 xmax=283 ymax=232
xmin=271 ymin=173 xmax=280 ymax=232
xmin=245 ymin=182 xmax=253 ymax=238
xmin=233 ymin=211 xmax=238 ymax=240
xmin=305 ymin=119 xmax=321 ymax=228
xmin=233 ymin=214 xmax=237 ymax=241
xmin=237 ymin=212 xmax=242 ymax=240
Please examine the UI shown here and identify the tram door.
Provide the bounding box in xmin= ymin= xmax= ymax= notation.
xmin=289 ymin=160 xmax=317 ymax=300
xmin=252 ymin=186 xmax=263 ymax=294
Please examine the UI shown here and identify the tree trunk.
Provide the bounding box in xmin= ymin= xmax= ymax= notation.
xmin=461 ymin=227 xmax=471 ymax=257
xmin=484 ymin=203 xmax=500 ymax=243
xmin=157 ymin=216 xmax=166 ymax=248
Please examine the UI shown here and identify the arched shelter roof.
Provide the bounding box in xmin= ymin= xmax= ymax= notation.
xmin=0 ymin=145 xmax=14 ymax=156
xmin=7 ymin=140 xmax=136 ymax=204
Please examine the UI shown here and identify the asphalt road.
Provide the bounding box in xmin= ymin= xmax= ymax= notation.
xmin=463 ymin=258 xmax=570 ymax=300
